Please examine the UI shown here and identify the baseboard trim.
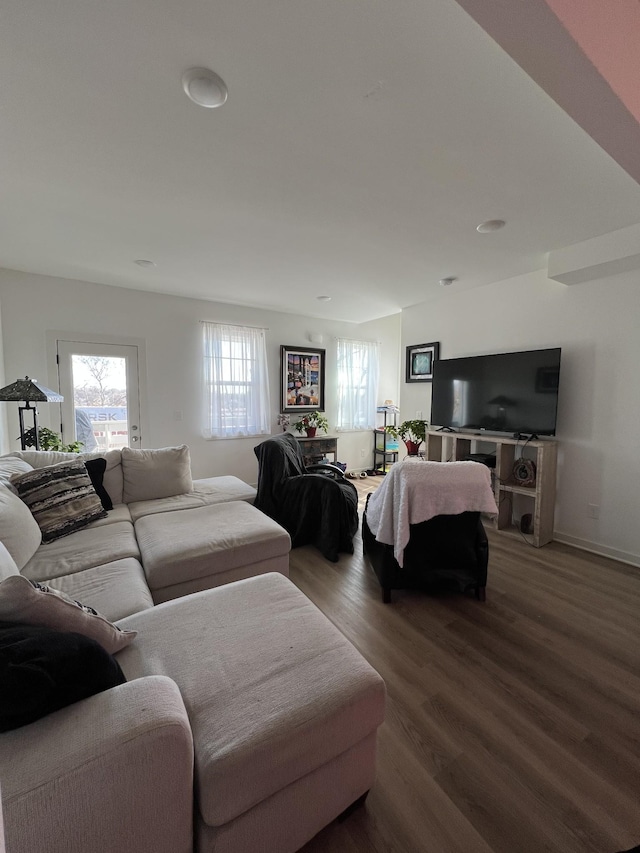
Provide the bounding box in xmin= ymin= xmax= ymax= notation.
xmin=553 ymin=532 xmax=640 ymax=569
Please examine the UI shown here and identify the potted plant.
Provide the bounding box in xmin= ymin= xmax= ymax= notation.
xmin=292 ymin=412 xmax=329 ymax=438
xmin=385 ymin=419 xmax=427 ymax=456
xmin=21 ymin=426 xmax=84 ymax=453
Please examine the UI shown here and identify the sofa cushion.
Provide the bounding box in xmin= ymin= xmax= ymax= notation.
xmin=117 ymin=573 xmax=386 ymax=827
xmin=0 ymin=456 xmax=33 ymax=487
xmin=127 ymin=476 xmax=256 ymax=522
xmin=0 ymin=575 xmax=136 ymax=654
xmin=0 ymin=622 xmax=126 ymax=732
xmin=85 ymin=503 xmax=132 ymax=528
xmin=84 ymin=457 xmax=113 ymax=511
xmin=48 ymin=558 xmax=154 ymax=622
xmin=11 ymin=449 xmax=125 ymax=505
xmin=9 ymin=450 xmax=85 ymax=468
xmin=134 ymin=501 xmax=290 ymax=593
xmin=0 ymin=542 xmax=19 ymax=581
xmin=22 ymin=521 xmax=140 ymax=582
xmin=122 ymin=445 xmax=192 ymax=503
xmin=11 ymin=460 xmax=107 ymax=543
xmin=0 ymin=484 xmax=43 ymax=570
xmin=191 ymin=476 xmax=256 ymax=504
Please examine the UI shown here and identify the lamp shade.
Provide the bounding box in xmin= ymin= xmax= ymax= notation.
xmin=0 ymin=377 xmax=63 ymax=403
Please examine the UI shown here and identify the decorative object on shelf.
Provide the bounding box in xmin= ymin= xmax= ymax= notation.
xmin=512 ymin=457 xmax=536 ymax=486
xmin=292 ymin=412 xmax=329 ymax=438
xmin=377 ymin=402 xmax=399 ymax=414
xmin=280 ymin=345 xmax=325 ymax=413
xmin=0 ymin=376 xmax=64 ymax=450
xmin=277 ymin=413 xmax=291 ymax=433
xmin=385 ymin=419 xmax=427 ymax=456
xmin=406 ymin=342 xmax=439 ymax=382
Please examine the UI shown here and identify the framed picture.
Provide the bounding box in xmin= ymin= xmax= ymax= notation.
xmin=281 ymin=345 xmax=325 ymax=412
xmin=406 ymin=342 xmax=440 ymax=382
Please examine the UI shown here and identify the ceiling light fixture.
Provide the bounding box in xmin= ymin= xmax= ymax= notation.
xmin=439 ymin=277 xmax=457 ymax=287
xmin=316 ymin=295 xmax=332 ymax=302
xmin=477 ymin=219 xmax=506 ymax=233
xmin=182 ymin=67 xmax=228 ymax=108
xmin=134 ymin=259 xmax=156 ymax=268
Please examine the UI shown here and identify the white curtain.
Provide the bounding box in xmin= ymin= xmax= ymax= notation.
xmin=202 ymin=322 xmax=271 ymax=438
xmin=336 ymin=338 xmax=380 ymax=430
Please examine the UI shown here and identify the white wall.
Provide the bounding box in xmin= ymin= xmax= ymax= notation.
xmin=0 ymin=269 xmax=400 ymax=483
xmin=400 ymin=268 xmax=640 ymax=566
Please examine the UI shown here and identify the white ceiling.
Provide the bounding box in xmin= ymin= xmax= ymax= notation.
xmin=1 ymin=0 xmax=640 ymax=322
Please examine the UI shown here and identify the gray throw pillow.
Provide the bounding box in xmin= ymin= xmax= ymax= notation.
xmin=121 ymin=445 xmax=193 ymax=503
xmin=11 ymin=459 xmax=107 ymax=542
xmin=0 ymin=575 xmax=136 ymax=654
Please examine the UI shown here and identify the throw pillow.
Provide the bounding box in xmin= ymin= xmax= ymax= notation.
xmin=0 ymin=484 xmax=43 ymax=569
xmin=11 ymin=459 xmax=107 ymax=542
xmin=121 ymin=444 xmax=193 ymax=503
xmin=84 ymin=457 xmax=113 ymax=511
xmin=0 ymin=622 xmax=126 ymax=732
xmin=0 ymin=575 xmax=136 ymax=654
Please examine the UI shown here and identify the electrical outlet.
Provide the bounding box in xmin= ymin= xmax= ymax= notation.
xmin=360 ymin=448 xmax=366 ymax=457
xmin=174 ymin=410 xmax=183 ymax=421
xmin=588 ymin=503 xmax=600 ymax=519
xmin=416 ymin=410 xmax=422 ymax=419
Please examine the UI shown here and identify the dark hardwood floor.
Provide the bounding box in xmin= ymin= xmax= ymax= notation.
xmin=293 ymin=476 xmax=640 ymax=853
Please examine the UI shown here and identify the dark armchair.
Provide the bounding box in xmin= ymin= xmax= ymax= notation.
xmin=362 ymin=459 xmax=497 ymax=602
xmin=254 ymin=433 xmax=358 ymax=562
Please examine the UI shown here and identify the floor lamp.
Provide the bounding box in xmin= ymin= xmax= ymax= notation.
xmin=0 ymin=376 xmax=64 ymax=450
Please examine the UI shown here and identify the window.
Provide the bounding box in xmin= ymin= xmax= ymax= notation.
xmin=202 ymin=322 xmax=271 ymax=438
xmin=336 ymin=338 xmax=380 ymax=430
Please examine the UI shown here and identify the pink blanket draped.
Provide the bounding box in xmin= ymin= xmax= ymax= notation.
xmin=365 ymin=459 xmax=498 ymax=567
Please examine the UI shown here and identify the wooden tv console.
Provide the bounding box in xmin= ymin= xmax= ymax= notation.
xmin=424 ymin=429 xmax=558 ymax=547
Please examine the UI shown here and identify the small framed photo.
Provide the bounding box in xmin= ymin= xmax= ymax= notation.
xmin=406 ymin=342 xmax=440 ymax=382
xmin=281 ymin=345 xmax=325 ymax=412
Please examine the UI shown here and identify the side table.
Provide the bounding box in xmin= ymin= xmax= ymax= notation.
xmin=295 ymin=434 xmax=338 ymax=468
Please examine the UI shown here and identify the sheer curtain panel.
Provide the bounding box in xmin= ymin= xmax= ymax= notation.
xmin=202 ymin=322 xmax=271 ymax=438
xmin=336 ymin=338 xmax=380 ymax=431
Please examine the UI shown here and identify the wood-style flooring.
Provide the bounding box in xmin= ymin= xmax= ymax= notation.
xmin=292 ymin=476 xmax=640 ymax=853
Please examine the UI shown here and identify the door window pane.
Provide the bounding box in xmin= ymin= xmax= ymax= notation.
xmin=71 ymin=355 xmax=129 ymax=451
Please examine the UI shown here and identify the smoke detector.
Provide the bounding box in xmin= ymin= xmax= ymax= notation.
xmin=182 ymin=67 xmax=228 ymax=108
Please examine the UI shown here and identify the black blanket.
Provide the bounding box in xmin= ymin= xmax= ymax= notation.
xmin=254 ymin=433 xmax=358 ymax=562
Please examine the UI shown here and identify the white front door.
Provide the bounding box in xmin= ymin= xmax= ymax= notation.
xmin=56 ymin=340 xmax=141 ymax=451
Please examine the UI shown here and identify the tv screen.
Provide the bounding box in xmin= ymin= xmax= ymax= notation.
xmin=430 ymin=348 xmax=561 ymax=437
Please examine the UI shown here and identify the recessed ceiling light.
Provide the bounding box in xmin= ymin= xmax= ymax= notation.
xmin=182 ymin=67 xmax=228 ymax=108
xmin=439 ymin=277 xmax=456 ymax=287
xmin=317 ymin=295 xmax=332 ymax=302
xmin=477 ymin=219 xmax=506 ymax=233
xmin=134 ymin=259 xmax=156 ymax=268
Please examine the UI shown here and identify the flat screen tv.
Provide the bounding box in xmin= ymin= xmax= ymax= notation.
xmin=430 ymin=347 xmax=561 ymax=437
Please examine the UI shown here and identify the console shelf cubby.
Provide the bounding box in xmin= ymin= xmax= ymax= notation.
xmin=424 ymin=430 xmax=558 ymax=547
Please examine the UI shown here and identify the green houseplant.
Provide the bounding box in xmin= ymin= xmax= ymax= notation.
xmin=385 ymin=419 xmax=427 ymax=456
xmin=21 ymin=426 xmax=84 ymax=453
xmin=292 ymin=412 xmax=330 ymax=438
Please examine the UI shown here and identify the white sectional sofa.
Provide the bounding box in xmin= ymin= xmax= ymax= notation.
xmin=0 ymin=445 xmax=290 ymax=613
xmin=0 ymin=446 xmax=386 ymax=853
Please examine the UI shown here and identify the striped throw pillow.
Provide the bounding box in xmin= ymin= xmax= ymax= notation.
xmin=11 ymin=459 xmax=107 ymax=542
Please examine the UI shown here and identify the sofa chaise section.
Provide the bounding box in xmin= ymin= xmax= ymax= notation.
xmin=117 ymin=573 xmax=386 ymax=853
